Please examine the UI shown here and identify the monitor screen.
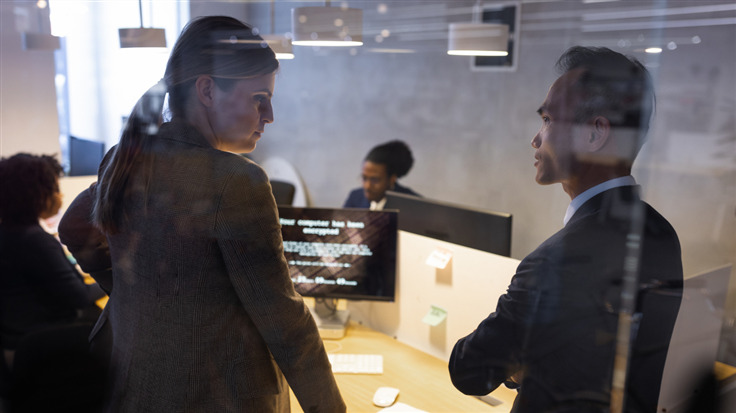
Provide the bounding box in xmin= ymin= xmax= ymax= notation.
xmin=384 ymin=191 xmax=512 ymax=257
xmin=278 ymin=206 xmax=398 ymax=302
xmin=69 ymin=136 xmax=105 ymax=176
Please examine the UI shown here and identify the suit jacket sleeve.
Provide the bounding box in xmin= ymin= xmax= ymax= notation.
xmin=449 ymin=251 xmax=550 ymax=395
xmin=216 ymin=162 xmax=345 ymax=412
xmin=23 ymin=226 xmax=105 ymax=307
xmin=58 ymin=183 xmax=113 ymax=294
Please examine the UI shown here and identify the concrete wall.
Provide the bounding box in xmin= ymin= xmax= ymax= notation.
xmin=192 ymin=0 xmax=736 ymax=361
xmin=210 ymin=1 xmax=736 ymax=276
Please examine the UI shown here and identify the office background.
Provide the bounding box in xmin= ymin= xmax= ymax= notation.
xmin=1 ymin=0 xmax=735 ymax=361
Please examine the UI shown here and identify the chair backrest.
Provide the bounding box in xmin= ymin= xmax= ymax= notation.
xmin=271 ymin=180 xmax=296 ymax=206
xmin=10 ymin=322 xmax=106 ymax=413
xmin=260 ymin=157 xmax=309 ymax=206
xmin=657 ymin=264 xmax=732 ymax=412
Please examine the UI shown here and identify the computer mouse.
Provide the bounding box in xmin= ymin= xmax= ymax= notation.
xmin=372 ymin=386 xmax=400 ymax=407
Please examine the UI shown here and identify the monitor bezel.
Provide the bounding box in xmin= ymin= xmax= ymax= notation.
xmin=384 ymin=191 xmax=512 ymax=257
xmin=278 ymin=206 xmax=398 ymax=302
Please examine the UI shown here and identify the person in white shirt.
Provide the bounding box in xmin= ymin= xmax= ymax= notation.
xmin=342 ymin=140 xmax=420 ymax=210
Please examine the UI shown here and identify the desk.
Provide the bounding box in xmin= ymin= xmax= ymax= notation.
xmin=715 ymin=361 xmax=736 ymax=382
xmin=289 ymin=322 xmax=517 ymax=412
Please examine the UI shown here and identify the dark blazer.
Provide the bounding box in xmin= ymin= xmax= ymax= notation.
xmin=342 ymin=182 xmax=420 ymax=208
xmin=59 ymin=183 xmax=112 ymax=294
xmin=0 ymin=222 xmax=104 ymax=350
xmin=63 ymin=120 xmax=344 ymax=413
xmin=449 ymin=185 xmax=683 ymax=413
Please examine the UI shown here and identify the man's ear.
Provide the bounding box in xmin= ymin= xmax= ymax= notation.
xmin=588 ymin=116 xmax=611 ymax=152
xmin=389 ymin=174 xmax=398 ymax=189
xmin=194 ymin=75 xmax=216 ymax=108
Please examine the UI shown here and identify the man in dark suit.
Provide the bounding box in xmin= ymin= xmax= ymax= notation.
xmin=449 ymin=47 xmax=683 ymax=413
xmin=343 ymin=140 xmax=420 ymax=209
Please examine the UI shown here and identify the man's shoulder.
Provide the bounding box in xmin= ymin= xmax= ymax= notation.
xmin=642 ymin=202 xmax=680 ymax=240
xmin=347 ymin=187 xmax=363 ymax=197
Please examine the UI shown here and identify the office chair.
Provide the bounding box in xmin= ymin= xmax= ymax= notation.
xmin=9 ymin=322 xmax=106 ymax=413
xmin=270 ymin=180 xmax=296 ymax=206
xmin=0 ymin=338 xmax=10 ymax=412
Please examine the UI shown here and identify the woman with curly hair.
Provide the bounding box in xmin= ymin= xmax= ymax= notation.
xmin=0 ymin=153 xmax=104 ymax=368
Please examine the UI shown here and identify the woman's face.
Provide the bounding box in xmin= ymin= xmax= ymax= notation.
xmin=207 ymin=72 xmax=276 ymax=153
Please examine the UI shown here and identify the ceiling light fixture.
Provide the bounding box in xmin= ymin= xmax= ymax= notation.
xmin=21 ymin=32 xmax=60 ymax=50
xmin=22 ymin=1 xmax=60 ymax=51
xmin=448 ymin=23 xmax=509 ymax=56
xmin=263 ymin=34 xmax=295 ymax=60
xmin=118 ymin=0 xmax=166 ymax=48
xmin=291 ymin=1 xmax=363 ymax=47
xmin=264 ymin=0 xmax=294 ymax=59
xmin=447 ymin=1 xmax=509 ymax=57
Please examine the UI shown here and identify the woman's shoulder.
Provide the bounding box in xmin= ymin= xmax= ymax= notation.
xmin=218 ymin=153 xmax=268 ymax=181
xmin=1 ymin=222 xmax=58 ymax=250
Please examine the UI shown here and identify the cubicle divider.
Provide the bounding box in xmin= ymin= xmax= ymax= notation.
xmin=348 ymin=230 xmax=520 ymax=361
xmin=48 ymin=176 xmax=99 ymax=233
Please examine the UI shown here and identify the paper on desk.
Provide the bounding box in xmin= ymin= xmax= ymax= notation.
xmin=425 ymin=248 xmax=452 ymax=269
xmin=379 ymin=402 xmax=428 ymax=412
xmin=421 ymin=304 xmax=447 ymax=326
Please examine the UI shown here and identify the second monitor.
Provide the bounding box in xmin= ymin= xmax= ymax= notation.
xmin=384 ymin=191 xmax=512 ymax=257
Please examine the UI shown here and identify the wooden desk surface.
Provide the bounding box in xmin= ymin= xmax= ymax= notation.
xmin=715 ymin=361 xmax=736 ymax=382
xmin=290 ymin=322 xmax=517 ymax=412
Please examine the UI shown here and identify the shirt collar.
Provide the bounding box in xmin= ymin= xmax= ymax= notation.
xmin=370 ymin=197 xmax=388 ymax=211
xmin=563 ymin=175 xmax=637 ymax=225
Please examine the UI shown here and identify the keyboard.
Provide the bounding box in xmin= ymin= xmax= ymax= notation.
xmin=328 ymin=353 xmax=384 ymax=374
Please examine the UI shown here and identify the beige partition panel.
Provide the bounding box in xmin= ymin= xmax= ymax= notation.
xmin=348 ymin=230 xmax=520 ymax=361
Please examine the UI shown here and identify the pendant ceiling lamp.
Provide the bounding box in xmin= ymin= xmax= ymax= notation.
xmin=291 ymin=1 xmax=363 ymax=47
xmin=447 ymin=23 xmax=509 ymax=56
xmin=119 ymin=0 xmax=166 ymax=48
xmin=22 ymin=1 xmax=60 ymax=51
xmin=263 ymin=35 xmax=295 ymax=60
xmin=22 ymin=32 xmax=61 ymax=50
xmin=264 ymin=0 xmax=294 ymax=59
xmin=447 ymin=1 xmax=509 ymax=56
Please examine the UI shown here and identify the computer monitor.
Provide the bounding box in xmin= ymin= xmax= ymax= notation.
xmin=278 ymin=206 xmax=398 ymax=336
xmin=384 ymin=191 xmax=512 ymax=257
xmin=68 ymin=136 xmax=105 ymax=176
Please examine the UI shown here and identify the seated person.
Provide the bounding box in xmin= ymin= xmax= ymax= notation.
xmin=343 ymin=140 xmax=420 ymax=210
xmin=0 ymin=153 xmax=105 ymax=368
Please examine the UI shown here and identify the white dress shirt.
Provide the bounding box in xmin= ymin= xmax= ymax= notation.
xmin=370 ymin=197 xmax=388 ymax=211
xmin=563 ymin=175 xmax=637 ymax=226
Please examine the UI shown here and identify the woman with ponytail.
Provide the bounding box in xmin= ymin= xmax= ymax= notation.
xmin=62 ymin=16 xmax=344 ymax=412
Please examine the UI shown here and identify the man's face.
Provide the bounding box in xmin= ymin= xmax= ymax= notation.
xmin=531 ymin=69 xmax=588 ymax=186
xmin=361 ymin=161 xmax=396 ymax=202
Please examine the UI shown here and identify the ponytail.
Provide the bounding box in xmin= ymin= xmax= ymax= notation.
xmin=93 ymin=80 xmax=166 ymax=234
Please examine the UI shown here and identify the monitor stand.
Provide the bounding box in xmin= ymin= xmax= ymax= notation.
xmin=310 ymin=298 xmax=350 ymax=339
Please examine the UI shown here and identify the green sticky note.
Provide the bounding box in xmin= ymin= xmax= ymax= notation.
xmin=422 ymin=305 xmax=447 ymax=326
